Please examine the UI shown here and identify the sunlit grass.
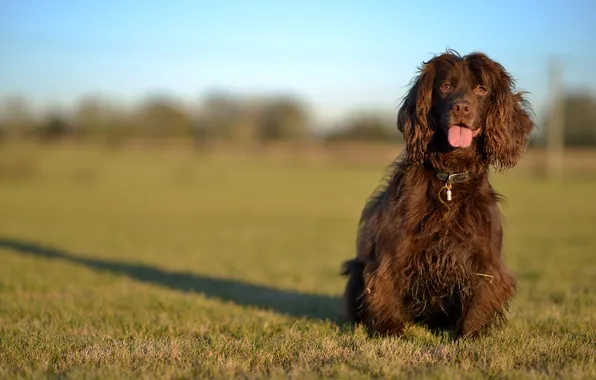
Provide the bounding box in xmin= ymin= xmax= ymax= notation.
xmin=1 ymin=143 xmax=595 ymax=379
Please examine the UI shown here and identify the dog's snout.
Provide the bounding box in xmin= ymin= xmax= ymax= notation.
xmin=454 ymin=101 xmax=470 ymax=113
xmin=452 ymin=100 xmax=472 ymax=116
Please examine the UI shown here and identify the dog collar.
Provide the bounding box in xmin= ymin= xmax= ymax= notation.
xmin=435 ymin=171 xmax=469 ymax=184
xmin=435 ymin=171 xmax=469 ymax=204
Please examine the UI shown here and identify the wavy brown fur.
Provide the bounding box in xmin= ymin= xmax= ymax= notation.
xmin=341 ymin=51 xmax=535 ymax=339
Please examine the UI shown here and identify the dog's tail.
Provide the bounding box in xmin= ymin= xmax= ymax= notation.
xmin=340 ymin=258 xmax=367 ymax=323
xmin=341 ymin=258 xmax=357 ymax=276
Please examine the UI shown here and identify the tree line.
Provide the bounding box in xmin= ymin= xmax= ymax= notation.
xmin=0 ymin=92 xmax=397 ymax=146
xmin=1 ymin=91 xmax=595 ymax=147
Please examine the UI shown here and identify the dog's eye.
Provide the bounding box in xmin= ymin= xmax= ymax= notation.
xmin=475 ymin=85 xmax=489 ymax=95
xmin=440 ymin=83 xmax=453 ymax=92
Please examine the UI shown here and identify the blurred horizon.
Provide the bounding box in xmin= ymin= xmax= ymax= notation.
xmin=2 ymin=0 xmax=596 ymax=130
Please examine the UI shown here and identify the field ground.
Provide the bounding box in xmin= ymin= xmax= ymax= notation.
xmin=1 ymin=143 xmax=595 ymax=379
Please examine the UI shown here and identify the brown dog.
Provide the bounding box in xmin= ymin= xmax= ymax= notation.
xmin=341 ymin=50 xmax=535 ymax=338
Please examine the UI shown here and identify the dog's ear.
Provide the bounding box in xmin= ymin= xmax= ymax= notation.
xmin=483 ymin=66 xmax=535 ymax=171
xmin=397 ymin=62 xmax=436 ymax=164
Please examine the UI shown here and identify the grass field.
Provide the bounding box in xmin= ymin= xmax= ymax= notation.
xmin=1 ymin=143 xmax=595 ymax=379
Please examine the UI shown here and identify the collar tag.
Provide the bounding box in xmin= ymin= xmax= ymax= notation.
xmin=436 ymin=171 xmax=468 ymax=205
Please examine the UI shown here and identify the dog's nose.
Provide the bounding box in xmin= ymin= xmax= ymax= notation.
xmin=452 ymin=100 xmax=472 ymax=116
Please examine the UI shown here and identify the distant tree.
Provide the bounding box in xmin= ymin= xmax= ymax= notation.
xmin=197 ymin=92 xmax=244 ymax=140
xmin=539 ymin=91 xmax=596 ymax=148
xmin=135 ymin=96 xmax=193 ymax=138
xmin=38 ymin=112 xmax=70 ymax=141
xmin=231 ymin=100 xmax=261 ymax=143
xmin=72 ymin=96 xmax=120 ymax=139
xmin=562 ymin=92 xmax=596 ymax=147
xmin=325 ymin=114 xmax=397 ymax=143
xmin=258 ymin=97 xmax=310 ymax=141
xmin=0 ymin=96 xmax=36 ymax=139
xmin=197 ymin=92 xmax=267 ymax=144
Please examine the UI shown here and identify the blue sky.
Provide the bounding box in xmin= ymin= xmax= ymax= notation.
xmin=2 ymin=0 xmax=595 ymax=126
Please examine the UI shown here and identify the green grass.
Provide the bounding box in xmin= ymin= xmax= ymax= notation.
xmin=0 ymin=143 xmax=595 ymax=379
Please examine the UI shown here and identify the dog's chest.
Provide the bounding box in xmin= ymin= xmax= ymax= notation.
xmin=401 ymin=220 xmax=482 ymax=316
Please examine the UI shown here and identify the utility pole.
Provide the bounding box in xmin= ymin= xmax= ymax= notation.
xmin=546 ymin=59 xmax=565 ymax=180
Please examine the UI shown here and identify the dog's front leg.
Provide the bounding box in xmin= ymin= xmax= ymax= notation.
xmin=457 ymin=269 xmax=516 ymax=338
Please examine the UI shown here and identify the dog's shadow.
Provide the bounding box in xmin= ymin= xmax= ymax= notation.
xmin=0 ymin=237 xmax=341 ymax=322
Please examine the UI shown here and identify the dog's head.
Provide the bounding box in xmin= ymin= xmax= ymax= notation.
xmin=397 ymin=50 xmax=534 ymax=171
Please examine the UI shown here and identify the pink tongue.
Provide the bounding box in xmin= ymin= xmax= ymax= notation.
xmin=448 ymin=126 xmax=473 ymax=148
